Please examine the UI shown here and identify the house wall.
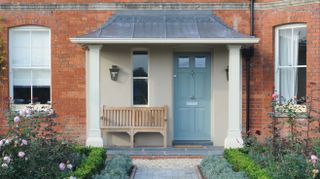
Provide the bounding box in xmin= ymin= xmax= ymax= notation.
xmin=100 ymin=44 xmax=229 ymax=146
xmin=0 ymin=1 xmax=319 ymax=144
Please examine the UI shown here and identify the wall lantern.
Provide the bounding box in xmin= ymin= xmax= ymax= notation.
xmin=225 ymin=66 xmax=229 ymax=81
xmin=109 ymin=65 xmax=120 ymax=81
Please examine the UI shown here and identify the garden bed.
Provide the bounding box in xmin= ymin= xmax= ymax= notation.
xmin=93 ymin=154 xmax=134 ymax=179
xmin=199 ymin=155 xmax=248 ymax=179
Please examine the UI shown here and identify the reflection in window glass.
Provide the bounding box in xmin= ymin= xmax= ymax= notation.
xmin=195 ymin=57 xmax=206 ymax=68
xmin=178 ymin=57 xmax=189 ymax=68
xmin=133 ymin=51 xmax=148 ymax=77
xmin=133 ymin=79 xmax=148 ymax=105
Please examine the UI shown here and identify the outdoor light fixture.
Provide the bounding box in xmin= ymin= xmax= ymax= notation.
xmin=225 ymin=66 xmax=229 ymax=81
xmin=109 ymin=65 xmax=120 ymax=81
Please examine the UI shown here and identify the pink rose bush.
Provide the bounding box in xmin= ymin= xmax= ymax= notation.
xmin=0 ymin=106 xmax=79 ymax=178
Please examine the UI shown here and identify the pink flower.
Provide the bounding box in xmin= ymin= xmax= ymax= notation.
xmin=59 ymin=163 xmax=66 ymax=171
xmin=14 ymin=116 xmax=20 ymax=123
xmin=272 ymin=92 xmax=278 ymax=99
xmin=21 ymin=139 xmax=28 ymax=145
xmin=311 ymin=155 xmax=318 ymax=166
xmin=311 ymin=155 xmax=318 ymax=161
xmin=3 ymin=156 xmax=11 ymax=164
xmin=0 ymin=139 xmax=4 ymax=146
xmin=18 ymin=151 xmax=25 ymax=158
xmin=25 ymin=108 xmax=32 ymax=115
xmin=19 ymin=109 xmax=26 ymax=116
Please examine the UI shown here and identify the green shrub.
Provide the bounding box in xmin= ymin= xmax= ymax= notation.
xmin=94 ymin=154 xmax=132 ymax=179
xmin=200 ymin=155 xmax=247 ymax=179
xmin=71 ymin=147 xmax=106 ymax=179
xmin=224 ymin=149 xmax=270 ymax=179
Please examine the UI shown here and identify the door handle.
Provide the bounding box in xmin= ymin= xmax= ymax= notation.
xmin=190 ymin=96 xmax=195 ymax=100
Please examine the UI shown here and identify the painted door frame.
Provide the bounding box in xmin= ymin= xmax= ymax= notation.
xmin=173 ymin=52 xmax=212 ymax=142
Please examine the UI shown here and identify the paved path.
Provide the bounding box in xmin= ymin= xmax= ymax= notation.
xmin=133 ymin=159 xmax=201 ymax=179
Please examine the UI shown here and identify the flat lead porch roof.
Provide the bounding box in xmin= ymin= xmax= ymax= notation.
xmin=70 ymin=10 xmax=259 ymax=44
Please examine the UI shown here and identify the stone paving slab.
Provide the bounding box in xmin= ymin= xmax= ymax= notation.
xmin=107 ymin=146 xmax=224 ymax=156
xmin=133 ymin=159 xmax=201 ymax=179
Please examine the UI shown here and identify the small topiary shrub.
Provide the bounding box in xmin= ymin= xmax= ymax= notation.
xmin=94 ymin=154 xmax=132 ymax=179
xmin=71 ymin=147 xmax=106 ymax=179
xmin=200 ymin=155 xmax=248 ymax=179
xmin=224 ymin=149 xmax=270 ymax=179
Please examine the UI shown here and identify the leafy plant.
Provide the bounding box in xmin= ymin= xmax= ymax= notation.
xmin=200 ymin=155 xmax=248 ymax=179
xmin=71 ymin=147 xmax=106 ymax=179
xmin=224 ymin=149 xmax=270 ymax=179
xmin=94 ymin=154 xmax=132 ymax=179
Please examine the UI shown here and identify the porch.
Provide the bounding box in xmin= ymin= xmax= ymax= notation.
xmin=70 ymin=10 xmax=259 ymax=148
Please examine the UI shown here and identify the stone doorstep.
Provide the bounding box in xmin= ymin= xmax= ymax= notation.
xmin=130 ymin=155 xmax=204 ymax=159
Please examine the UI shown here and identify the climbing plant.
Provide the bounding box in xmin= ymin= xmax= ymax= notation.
xmin=0 ymin=24 xmax=6 ymax=82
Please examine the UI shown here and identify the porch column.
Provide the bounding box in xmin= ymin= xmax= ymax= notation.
xmin=86 ymin=45 xmax=103 ymax=147
xmin=224 ymin=45 xmax=244 ymax=148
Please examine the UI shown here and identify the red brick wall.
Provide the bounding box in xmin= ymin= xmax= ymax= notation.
xmin=0 ymin=10 xmax=113 ymax=143
xmin=248 ymin=4 xmax=320 ymax=138
xmin=0 ymin=2 xmax=319 ymax=143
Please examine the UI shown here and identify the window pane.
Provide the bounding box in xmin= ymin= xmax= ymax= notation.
xmin=295 ymin=27 xmax=307 ymax=65
xmin=133 ymin=79 xmax=148 ymax=105
xmin=178 ymin=57 xmax=189 ymax=68
xmin=195 ymin=57 xmax=206 ymax=68
xmin=11 ymin=31 xmax=30 ymax=67
xmin=31 ymin=31 xmax=50 ymax=67
xmin=33 ymin=86 xmax=50 ymax=104
xmin=279 ymin=28 xmax=292 ymax=66
xmin=13 ymin=70 xmax=31 ymax=86
xmin=279 ymin=67 xmax=306 ymax=101
xmin=297 ymin=68 xmax=306 ymax=100
xmin=133 ymin=51 xmax=148 ymax=77
xmin=13 ymin=86 xmax=31 ymax=104
xmin=32 ymin=69 xmax=51 ymax=86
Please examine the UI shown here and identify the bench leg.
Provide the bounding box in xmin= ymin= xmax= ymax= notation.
xmin=162 ymin=132 xmax=167 ymax=148
xmin=130 ymin=133 xmax=134 ymax=148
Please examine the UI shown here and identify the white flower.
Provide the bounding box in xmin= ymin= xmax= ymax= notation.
xmin=3 ymin=156 xmax=11 ymax=164
xmin=69 ymin=176 xmax=76 ymax=179
xmin=21 ymin=139 xmax=28 ymax=145
xmin=5 ymin=139 xmax=10 ymax=145
xmin=67 ymin=163 xmax=73 ymax=169
xmin=0 ymin=139 xmax=4 ymax=147
xmin=1 ymin=163 xmax=8 ymax=169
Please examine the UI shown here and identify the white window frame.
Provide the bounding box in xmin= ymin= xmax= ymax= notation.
xmin=131 ymin=49 xmax=149 ymax=106
xmin=274 ymin=23 xmax=307 ymax=101
xmin=9 ymin=26 xmax=52 ymax=107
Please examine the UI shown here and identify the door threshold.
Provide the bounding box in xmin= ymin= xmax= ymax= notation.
xmin=173 ymin=140 xmax=213 ymax=146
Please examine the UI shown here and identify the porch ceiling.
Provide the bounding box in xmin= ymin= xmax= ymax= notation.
xmin=70 ymin=10 xmax=259 ymax=44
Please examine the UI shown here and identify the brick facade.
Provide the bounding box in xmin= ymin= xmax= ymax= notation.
xmin=0 ymin=1 xmax=319 ymax=143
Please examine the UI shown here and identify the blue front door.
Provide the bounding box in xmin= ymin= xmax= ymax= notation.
xmin=174 ymin=53 xmax=211 ymax=141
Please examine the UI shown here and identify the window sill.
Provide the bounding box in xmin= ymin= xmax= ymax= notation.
xmin=10 ymin=104 xmax=52 ymax=112
xmin=269 ymin=104 xmax=309 ymax=119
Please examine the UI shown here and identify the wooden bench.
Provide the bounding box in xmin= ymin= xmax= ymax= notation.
xmin=101 ymin=106 xmax=168 ymax=148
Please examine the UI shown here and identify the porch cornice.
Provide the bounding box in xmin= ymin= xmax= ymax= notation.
xmin=70 ymin=37 xmax=260 ymax=44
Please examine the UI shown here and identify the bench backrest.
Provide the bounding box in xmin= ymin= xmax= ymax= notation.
xmin=101 ymin=106 xmax=168 ymax=128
